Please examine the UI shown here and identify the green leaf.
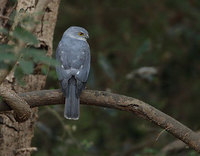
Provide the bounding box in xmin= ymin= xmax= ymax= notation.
xmin=48 ymin=58 xmax=60 ymax=66
xmin=0 ymin=44 xmax=14 ymax=52
xmin=7 ymin=10 xmax=16 ymax=25
xmin=21 ymin=48 xmax=43 ymax=59
xmin=41 ymin=65 xmax=48 ymax=75
xmin=0 ymin=45 xmax=16 ymax=65
xmin=12 ymin=26 xmax=38 ymax=44
xmin=14 ymin=66 xmax=25 ymax=85
xmin=21 ymin=47 xmax=59 ymax=67
xmin=19 ymin=60 xmax=34 ymax=74
xmin=21 ymin=48 xmax=43 ymax=54
xmin=0 ymin=27 xmax=8 ymax=34
xmin=47 ymin=69 xmax=58 ymax=80
xmin=0 ymin=52 xmax=16 ymax=61
xmin=21 ymin=48 xmax=59 ymax=66
xmin=31 ymin=51 xmax=59 ymax=66
xmin=0 ymin=62 xmax=9 ymax=70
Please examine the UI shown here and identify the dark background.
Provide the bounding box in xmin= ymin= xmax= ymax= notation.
xmin=33 ymin=0 xmax=200 ymax=155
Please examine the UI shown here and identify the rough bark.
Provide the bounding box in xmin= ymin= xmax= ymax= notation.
xmin=0 ymin=0 xmax=60 ymax=156
xmin=0 ymin=86 xmax=31 ymax=122
xmin=0 ymin=89 xmax=200 ymax=153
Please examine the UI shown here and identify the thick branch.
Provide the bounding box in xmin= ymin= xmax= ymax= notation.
xmin=0 ymin=85 xmax=31 ymax=122
xmin=0 ymin=89 xmax=200 ymax=152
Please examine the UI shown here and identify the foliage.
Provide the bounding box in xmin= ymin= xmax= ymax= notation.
xmin=0 ymin=12 xmax=58 ymax=84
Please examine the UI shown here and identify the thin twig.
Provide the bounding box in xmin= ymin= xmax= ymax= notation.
xmin=0 ymin=15 xmax=9 ymax=20
xmin=155 ymin=126 xmax=170 ymax=141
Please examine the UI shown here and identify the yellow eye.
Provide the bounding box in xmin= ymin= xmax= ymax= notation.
xmin=78 ymin=32 xmax=84 ymax=36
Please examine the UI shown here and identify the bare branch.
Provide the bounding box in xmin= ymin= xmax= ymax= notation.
xmin=0 ymin=15 xmax=9 ymax=20
xmin=0 ymin=85 xmax=31 ymax=122
xmin=0 ymin=89 xmax=200 ymax=152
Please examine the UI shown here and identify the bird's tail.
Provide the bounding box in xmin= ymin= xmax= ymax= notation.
xmin=64 ymin=77 xmax=80 ymax=120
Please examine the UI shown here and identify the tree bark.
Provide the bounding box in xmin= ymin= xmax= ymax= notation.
xmin=0 ymin=0 xmax=60 ymax=156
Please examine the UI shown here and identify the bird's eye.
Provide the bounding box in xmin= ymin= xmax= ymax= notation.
xmin=78 ymin=32 xmax=84 ymax=36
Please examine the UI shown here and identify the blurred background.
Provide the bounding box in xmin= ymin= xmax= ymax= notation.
xmin=32 ymin=0 xmax=200 ymax=156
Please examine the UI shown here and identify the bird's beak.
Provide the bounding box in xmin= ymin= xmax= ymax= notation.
xmin=85 ymin=34 xmax=89 ymax=39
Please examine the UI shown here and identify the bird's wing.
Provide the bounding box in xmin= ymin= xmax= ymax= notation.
xmin=56 ymin=41 xmax=71 ymax=81
xmin=56 ymin=41 xmax=73 ymax=96
xmin=75 ymin=43 xmax=90 ymax=83
xmin=74 ymin=43 xmax=90 ymax=96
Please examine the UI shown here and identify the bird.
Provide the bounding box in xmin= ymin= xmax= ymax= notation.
xmin=56 ymin=26 xmax=90 ymax=120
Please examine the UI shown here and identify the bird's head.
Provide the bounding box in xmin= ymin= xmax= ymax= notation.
xmin=63 ymin=26 xmax=89 ymax=41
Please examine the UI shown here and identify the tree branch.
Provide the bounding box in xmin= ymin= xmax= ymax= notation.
xmin=0 ymin=89 xmax=200 ymax=153
xmin=0 ymin=85 xmax=31 ymax=122
xmin=0 ymin=15 xmax=9 ymax=20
